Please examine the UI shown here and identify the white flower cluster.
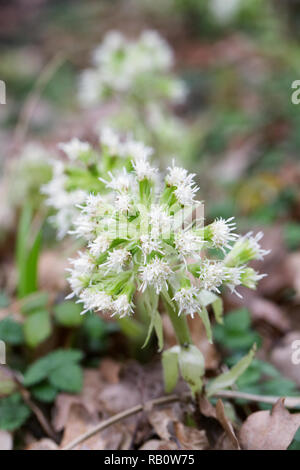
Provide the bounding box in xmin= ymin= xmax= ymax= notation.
xmin=41 ymin=128 xmax=159 ymax=239
xmin=66 ymin=135 xmax=269 ymax=319
xmin=78 ymin=30 xmax=186 ymax=106
xmin=42 ymin=160 xmax=87 ymax=239
xmin=0 ymin=142 xmax=52 ymax=233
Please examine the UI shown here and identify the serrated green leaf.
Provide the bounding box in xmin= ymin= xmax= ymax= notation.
xmin=0 ymin=318 xmax=24 ymax=345
xmin=24 ymin=310 xmax=51 ymax=348
xmin=207 ymin=345 xmax=256 ymax=397
xmin=178 ymin=345 xmax=205 ymax=395
xmin=0 ymin=393 xmax=31 ymax=431
xmin=24 ymin=349 xmax=83 ymax=386
xmin=162 ymin=347 xmax=179 ymax=393
xmin=54 ymin=301 xmax=83 ymax=327
xmin=49 ymin=363 xmax=83 ymax=394
xmin=31 ymin=382 xmax=58 ymax=403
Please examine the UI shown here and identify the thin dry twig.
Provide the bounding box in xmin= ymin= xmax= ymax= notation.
xmin=19 ymin=387 xmax=58 ymax=442
xmin=7 ymin=369 xmax=58 ymax=442
xmin=61 ymin=390 xmax=300 ymax=450
xmin=214 ymin=390 xmax=300 ymax=408
xmin=62 ymin=393 xmax=187 ymax=450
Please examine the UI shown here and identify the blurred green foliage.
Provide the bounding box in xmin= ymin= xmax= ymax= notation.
xmin=214 ymin=308 xmax=300 ymax=409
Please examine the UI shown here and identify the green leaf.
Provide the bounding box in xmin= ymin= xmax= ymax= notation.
xmin=143 ymin=310 xmax=163 ymax=351
xmin=178 ymin=345 xmax=205 ymax=395
xmin=198 ymin=307 xmax=212 ymax=343
xmin=16 ymin=205 xmax=32 ymax=292
xmin=0 ymin=370 xmax=17 ymax=397
xmin=212 ymin=297 xmax=223 ymax=324
xmin=24 ymin=349 xmax=83 ymax=386
xmin=25 ymin=229 xmax=41 ymax=296
xmin=31 ymin=382 xmax=58 ymax=403
xmin=153 ymin=311 xmax=164 ymax=352
xmin=214 ymin=327 xmax=259 ymax=351
xmin=213 ymin=308 xmax=261 ymax=351
xmin=54 ymin=301 xmax=83 ymax=327
xmin=24 ymin=310 xmax=51 ymax=348
xmin=0 ymin=318 xmax=24 ymax=345
xmin=225 ymin=308 xmax=251 ymax=333
xmin=142 ymin=287 xmax=161 ymax=349
xmin=16 ymin=205 xmax=42 ymax=299
xmin=207 ymin=345 xmax=256 ymax=397
xmin=198 ymin=290 xmax=219 ymax=307
xmin=49 ymin=363 xmax=83 ymax=394
xmin=288 ymin=427 xmax=300 ymax=450
xmin=21 ymin=292 xmax=49 ymax=315
xmin=162 ymin=347 xmax=180 ymax=393
xmin=0 ymin=393 xmax=31 ymax=431
xmin=118 ymin=316 xmax=145 ymax=340
xmin=261 ymin=378 xmax=299 ymax=397
xmin=83 ymin=315 xmax=116 ymax=339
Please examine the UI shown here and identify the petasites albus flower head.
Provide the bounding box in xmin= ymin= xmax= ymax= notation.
xmin=42 ymin=129 xmax=157 ymax=239
xmin=224 ymin=231 xmax=271 ymax=267
xmin=139 ymin=258 xmax=173 ymax=294
xmin=173 ymin=286 xmax=201 ymax=318
xmin=204 ymin=217 xmax=238 ymax=252
xmin=78 ymin=30 xmax=186 ymax=106
xmin=65 ymin=131 xmax=268 ymax=333
xmin=58 ymin=138 xmax=91 ymax=161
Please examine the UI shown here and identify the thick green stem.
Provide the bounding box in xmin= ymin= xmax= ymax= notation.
xmin=161 ymin=290 xmax=192 ymax=347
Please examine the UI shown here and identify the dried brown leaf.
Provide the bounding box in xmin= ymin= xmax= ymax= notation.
xmin=147 ymin=408 xmax=176 ymax=441
xmin=139 ymin=439 xmax=178 ymax=450
xmin=99 ymin=358 xmax=121 ymax=384
xmin=53 ymin=369 xmax=104 ymax=432
xmin=174 ymin=422 xmax=209 ymax=450
xmin=215 ymin=400 xmax=240 ymax=450
xmin=59 ymin=404 xmax=127 ymax=450
xmin=26 ymin=438 xmax=58 ymax=451
xmin=239 ymin=399 xmax=300 ymax=450
xmin=198 ymin=396 xmax=217 ymax=419
xmin=248 ymin=297 xmax=290 ymax=332
xmin=0 ymin=430 xmax=13 ymax=450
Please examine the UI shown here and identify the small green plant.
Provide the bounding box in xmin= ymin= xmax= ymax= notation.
xmin=0 ymin=350 xmax=85 ymax=431
xmin=48 ymin=128 xmax=269 ymax=395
